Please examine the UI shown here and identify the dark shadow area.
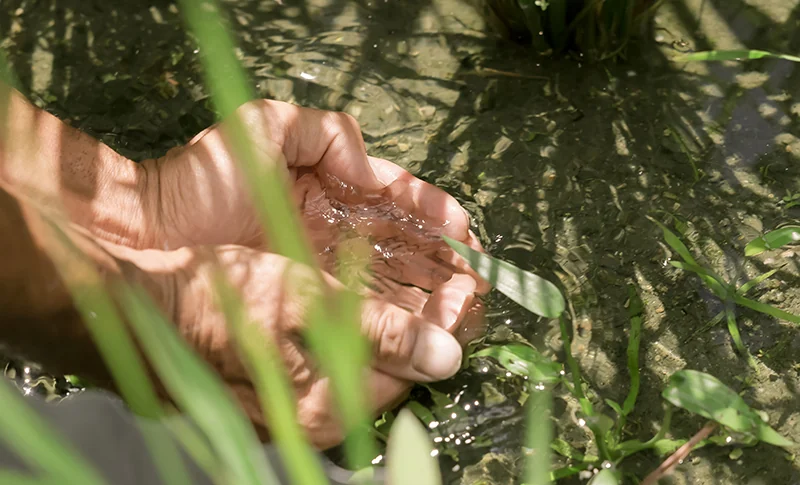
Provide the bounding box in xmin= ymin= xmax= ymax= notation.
xmin=2 ymin=0 xmax=800 ymax=484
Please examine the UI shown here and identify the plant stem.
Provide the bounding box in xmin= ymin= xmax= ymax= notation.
xmin=640 ymin=422 xmax=717 ymax=485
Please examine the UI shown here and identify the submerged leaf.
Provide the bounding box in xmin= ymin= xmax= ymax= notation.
xmin=663 ymin=370 xmax=795 ymax=449
xmin=674 ymin=49 xmax=800 ymax=63
xmin=443 ymin=236 xmax=565 ymax=318
xmin=745 ymin=226 xmax=800 ymax=256
xmin=472 ymin=344 xmax=562 ymax=383
xmin=386 ymin=409 xmax=442 ymax=485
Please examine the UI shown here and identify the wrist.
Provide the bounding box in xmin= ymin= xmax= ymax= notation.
xmin=0 ymin=87 xmax=159 ymax=249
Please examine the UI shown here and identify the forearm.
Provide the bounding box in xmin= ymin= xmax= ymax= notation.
xmin=0 ymin=83 xmax=159 ymax=248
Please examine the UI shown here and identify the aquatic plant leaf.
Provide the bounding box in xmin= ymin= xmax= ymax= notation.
xmin=443 ymin=236 xmax=565 ymax=318
xmin=724 ymin=309 xmax=757 ymax=370
xmin=662 ymin=370 xmax=795 ymax=449
xmin=119 ymin=286 xmax=279 ymax=485
xmin=472 ymin=344 xmax=562 ymax=383
xmin=745 ymin=226 xmax=800 ymax=256
xmin=386 ymin=409 xmax=442 ymax=485
xmin=674 ymin=49 xmax=800 ymax=63
xmin=652 ymin=219 xmax=698 ymax=265
xmin=588 ymin=468 xmax=620 ymax=485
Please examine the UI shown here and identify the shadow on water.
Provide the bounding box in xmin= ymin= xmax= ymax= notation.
xmin=2 ymin=0 xmax=800 ymax=483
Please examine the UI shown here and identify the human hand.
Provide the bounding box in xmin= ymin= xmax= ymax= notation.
xmin=122 ymin=242 xmax=483 ymax=449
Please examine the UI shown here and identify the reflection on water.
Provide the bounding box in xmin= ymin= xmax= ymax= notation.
xmin=2 ymin=0 xmax=800 ymax=483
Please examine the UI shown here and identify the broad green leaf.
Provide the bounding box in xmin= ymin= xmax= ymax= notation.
xmin=443 ymin=236 xmax=565 ymax=318
xmin=745 ymin=226 xmax=800 ymax=256
xmin=119 ymin=286 xmax=279 ymax=485
xmin=472 ymin=344 xmax=562 ymax=383
xmin=0 ymin=380 xmax=107 ymax=485
xmin=386 ymin=409 xmax=442 ymax=485
xmin=663 ymin=370 xmax=795 ymax=448
xmin=674 ymin=49 xmax=800 ymax=63
xmin=588 ymin=468 xmax=620 ymax=485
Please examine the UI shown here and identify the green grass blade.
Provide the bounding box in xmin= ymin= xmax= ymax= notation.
xmin=212 ymin=272 xmax=329 ymax=485
xmin=524 ymin=388 xmax=553 ymax=485
xmin=674 ymin=50 xmax=800 ymax=63
xmin=118 ymin=285 xmax=279 ymax=485
xmin=668 ymin=261 xmax=728 ymax=298
xmin=737 ymin=269 xmax=778 ymax=296
xmin=0 ymin=380 xmax=107 ymax=485
xmin=443 ymin=236 xmax=565 ymax=318
xmin=662 ymin=370 xmax=795 ymax=448
xmin=733 ymin=294 xmax=800 ymax=324
xmin=724 ymin=308 xmax=757 ymax=370
xmin=651 ymin=219 xmax=698 ymax=265
xmin=176 ymin=0 xmax=315 ymax=267
xmin=745 ymin=226 xmax=800 ymax=256
xmin=43 ymin=222 xmax=193 ymax=485
xmin=622 ymin=284 xmax=643 ymax=416
xmin=386 ymin=409 xmax=442 ymax=485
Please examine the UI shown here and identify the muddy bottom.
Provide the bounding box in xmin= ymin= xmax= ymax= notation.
xmin=2 ymin=0 xmax=800 ymax=483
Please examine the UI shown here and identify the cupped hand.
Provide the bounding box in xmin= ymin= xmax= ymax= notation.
xmin=129 ymin=243 xmax=484 ymax=449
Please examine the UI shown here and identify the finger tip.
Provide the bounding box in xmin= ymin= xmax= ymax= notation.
xmin=412 ymin=325 xmax=463 ymax=381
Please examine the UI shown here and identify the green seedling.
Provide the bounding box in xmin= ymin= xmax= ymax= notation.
xmin=652 ymin=218 xmax=800 ymax=369
xmin=745 ymin=226 xmax=800 ymax=256
xmin=673 ymin=49 xmax=800 ymax=64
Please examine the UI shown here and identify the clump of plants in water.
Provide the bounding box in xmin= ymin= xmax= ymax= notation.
xmin=480 ymin=0 xmax=665 ymax=60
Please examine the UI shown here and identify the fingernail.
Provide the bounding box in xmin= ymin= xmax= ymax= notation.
xmin=411 ymin=325 xmax=462 ymax=381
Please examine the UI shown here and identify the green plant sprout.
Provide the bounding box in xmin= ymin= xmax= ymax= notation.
xmin=652 ymin=218 xmax=800 ymax=370
xmin=444 ymin=238 xmax=796 ymax=484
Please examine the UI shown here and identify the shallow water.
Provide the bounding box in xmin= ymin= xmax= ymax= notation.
xmin=3 ymin=0 xmax=800 ymax=483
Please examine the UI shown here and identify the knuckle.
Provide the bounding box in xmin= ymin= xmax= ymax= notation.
xmin=370 ymin=306 xmax=416 ymax=363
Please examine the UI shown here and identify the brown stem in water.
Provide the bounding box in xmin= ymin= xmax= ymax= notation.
xmin=641 ymin=421 xmax=718 ymax=485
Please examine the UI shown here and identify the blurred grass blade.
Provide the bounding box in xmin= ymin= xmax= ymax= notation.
xmin=524 ymin=388 xmax=553 ymax=485
xmin=118 ymin=285 xmax=279 ymax=485
xmin=745 ymin=226 xmax=800 ymax=256
xmin=212 ymin=271 xmax=328 ymax=485
xmin=733 ymin=294 xmax=800 ymax=325
xmin=471 ymin=344 xmax=561 ymax=383
xmin=622 ymin=284 xmax=643 ymax=416
xmin=737 ymin=269 xmax=777 ymax=296
xmin=662 ymin=370 xmax=795 ymax=448
xmin=668 ymin=261 xmax=728 ymax=298
xmin=674 ymin=49 xmax=800 ymax=63
xmin=0 ymin=380 xmax=107 ymax=485
xmin=443 ymin=236 xmax=565 ymax=318
xmin=177 ymin=0 xmax=315 ymax=266
xmin=386 ymin=409 xmax=442 ymax=485
xmin=43 ymin=222 xmax=192 ymax=485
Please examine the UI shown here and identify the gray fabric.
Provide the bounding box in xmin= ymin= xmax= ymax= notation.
xmin=0 ymin=381 xmax=383 ymax=484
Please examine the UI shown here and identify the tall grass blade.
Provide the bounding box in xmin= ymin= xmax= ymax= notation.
xmin=212 ymin=272 xmax=328 ymax=485
xmin=0 ymin=380 xmax=107 ymax=485
xmin=443 ymin=236 xmax=565 ymax=318
xmin=118 ymin=285 xmax=279 ymax=485
xmin=674 ymin=50 xmax=800 ymax=63
xmin=176 ymin=0 xmax=315 ymax=266
xmin=386 ymin=409 xmax=442 ymax=485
